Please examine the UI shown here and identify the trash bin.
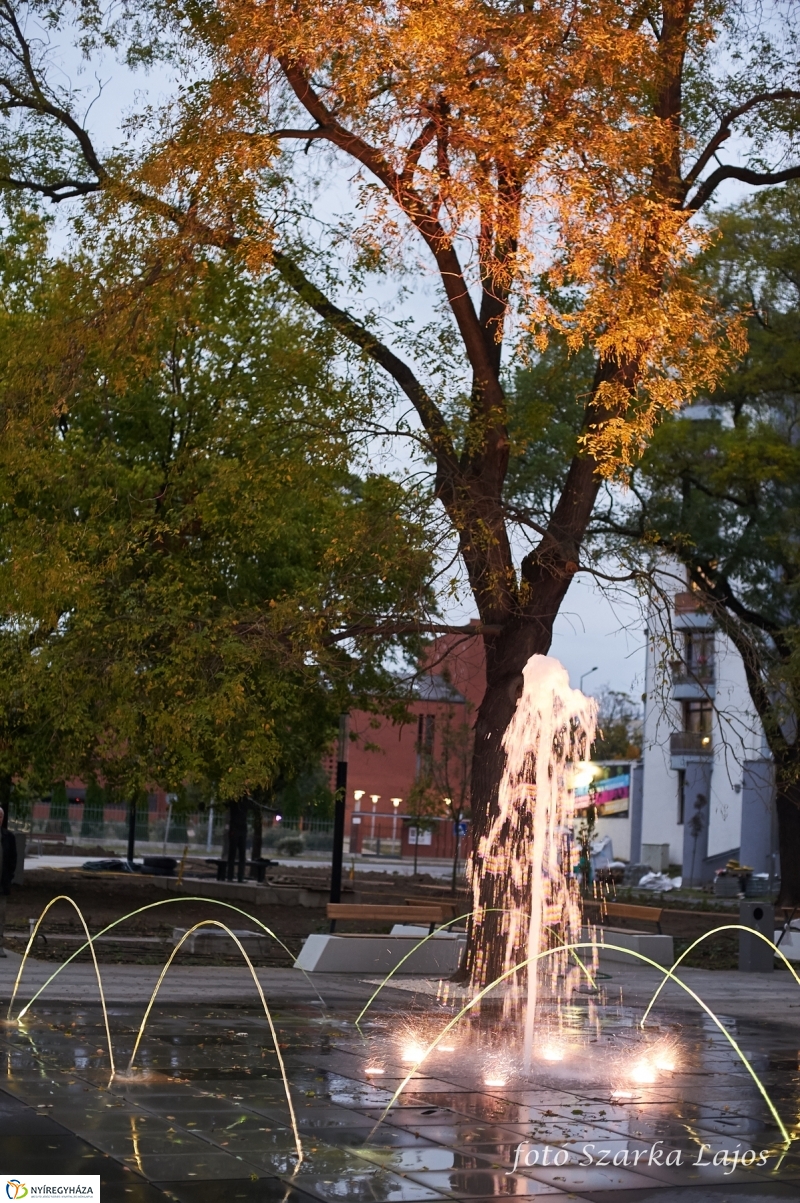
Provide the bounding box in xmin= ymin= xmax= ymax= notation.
xmin=738 ymin=900 xmax=775 ymax=973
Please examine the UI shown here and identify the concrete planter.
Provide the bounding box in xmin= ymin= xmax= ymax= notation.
xmin=294 ymin=929 xmax=466 ymax=975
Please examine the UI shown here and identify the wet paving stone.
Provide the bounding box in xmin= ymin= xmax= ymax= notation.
xmin=0 ymin=991 xmax=798 ymax=1202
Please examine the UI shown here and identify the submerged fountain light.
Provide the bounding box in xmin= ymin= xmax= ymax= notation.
xmin=630 ymin=1060 xmax=657 ymax=1084
xmin=402 ymin=1043 xmax=427 ymax=1064
xmin=540 ymin=1042 xmax=565 ymax=1062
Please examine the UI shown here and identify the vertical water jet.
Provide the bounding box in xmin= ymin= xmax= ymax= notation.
xmin=469 ymin=655 xmax=595 ymax=1069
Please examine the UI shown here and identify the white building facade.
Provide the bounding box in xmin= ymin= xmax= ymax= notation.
xmin=637 ymin=579 xmax=777 ymax=886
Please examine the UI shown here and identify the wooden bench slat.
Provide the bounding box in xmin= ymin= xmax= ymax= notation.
xmin=604 ymin=903 xmax=663 ymax=922
xmin=327 ymin=904 xmax=446 ymax=922
xmin=584 ymin=900 xmax=663 ymax=933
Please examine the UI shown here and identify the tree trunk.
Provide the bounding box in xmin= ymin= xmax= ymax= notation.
xmin=776 ymin=776 xmax=800 ymax=908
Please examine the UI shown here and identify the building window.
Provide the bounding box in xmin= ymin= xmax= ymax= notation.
xmin=683 ymin=699 xmax=713 ymax=734
xmin=677 ymin=768 xmax=685 ymax=825
xmin=417 ymin=714 xmax=435 ymax=754
xmin=684 ymin=630 xmax=714 ymax=676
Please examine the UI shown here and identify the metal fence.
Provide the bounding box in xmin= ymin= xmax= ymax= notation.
xmin=15 ymin=808 xmax=335 ymax=856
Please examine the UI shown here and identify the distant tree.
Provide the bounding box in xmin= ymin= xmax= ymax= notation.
xmin=272 ymin=761 xmax=335 ymax=825
xmin=80 ymin=776 xmax=106 ymax=839
xmin=0 ymin=213 xmax=434 ymax=807
xmin=592 ymin=689 xmax=642 ymax=761
xmin=403 ymin=686 xmax=474 ymax=884
xmin=48 ymin=782 xmax=70 ymax=835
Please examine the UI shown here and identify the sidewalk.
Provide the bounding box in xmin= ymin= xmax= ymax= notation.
xmin=2 ymin=941 xmax=798 ymax=1029
xmin=0 ymin=949 xmax=370 ymax=1008
xmin=23 ymin=852 xmax=459 ymax=876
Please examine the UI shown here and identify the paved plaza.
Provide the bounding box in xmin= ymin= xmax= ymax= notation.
xmin=0 ymin=949 xmax=799 ymax=1202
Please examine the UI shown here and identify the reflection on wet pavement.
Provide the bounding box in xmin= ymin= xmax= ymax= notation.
xmin=0 ymin=988 xmax=798 ymax=1202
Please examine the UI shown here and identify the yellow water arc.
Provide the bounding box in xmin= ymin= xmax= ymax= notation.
xmin=370 ymin=940 xmax=791 ymax=1147
xmin=10 ymin=895 xmax=322 ymax=1021
xmin=640 ymin=924 xmax=800 ymax=1027
xmin=8 ymin=895 xmax=115 ymax=1075
xmin=126 ymin=919 xmax=303 ymax=1163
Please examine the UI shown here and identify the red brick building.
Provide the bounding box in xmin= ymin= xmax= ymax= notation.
xmin=341 ymin=627 xmax=485 ymax=859
xmin=34 ymin=629 xmax=489 ymax=862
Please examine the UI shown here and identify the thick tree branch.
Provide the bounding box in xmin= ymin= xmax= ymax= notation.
xmin=278 ymin=58 xmax=505 ymax=411
xmin=270 ymin=249 xmax=457 ymax=472
xmin=0 ymin=173 xmax=101 ymax=200
xmin=683 ymin=90 xmax=800 ymax=187
xmin=694 ymin=584 xmax=788 ymax=757
xmin=268 ymin=127 xmax=328 ymax=141
xmin=686 ymin=163 xmax=800 ymax=212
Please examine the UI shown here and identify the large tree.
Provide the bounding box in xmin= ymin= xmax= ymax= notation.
xmin=0 ymin=0 xmax=799 ymax=976
xmin=0 ymin=211 xmax=434 ymax=803
xmin=600 ymin=183 xmax=800 ymax=904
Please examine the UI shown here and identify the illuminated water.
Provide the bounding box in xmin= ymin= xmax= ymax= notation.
xmin=469 ymin=654 xmax=596 ymax=1067
xmin=1 ymin=955 xmax=798 ymax=1198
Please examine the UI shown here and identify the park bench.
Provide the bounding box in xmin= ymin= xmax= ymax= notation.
xmin=589 ymin=901 xmax=664 ymax=933
xmin=326 ymin=902 xmax=447 ymax=934
xmin=405 ymin=896 xmax=466 ymax=921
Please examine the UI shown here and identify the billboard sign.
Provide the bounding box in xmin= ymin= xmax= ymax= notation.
xmin=574 ymin=762 xmax=630 ymax=817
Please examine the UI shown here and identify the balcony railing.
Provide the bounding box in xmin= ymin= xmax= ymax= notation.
xmin=670 ymin=659 xmax=715 ymax=687
xmin=670 ymin=731 xmax=713 ymax=757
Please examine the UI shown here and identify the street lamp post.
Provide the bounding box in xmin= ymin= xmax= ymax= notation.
xmin=391 ymin=798 xmax=401 ymax=850
xmin=329 ymin=713 xmax=349 ymax=928
xmin=579 ymin=666 xmax=599 ymax=693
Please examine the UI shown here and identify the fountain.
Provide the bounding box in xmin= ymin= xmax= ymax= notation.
xmin=1 ymin=655 xmax=798 ymax=1194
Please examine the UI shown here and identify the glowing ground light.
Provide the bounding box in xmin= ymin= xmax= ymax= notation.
xmin=402 ymin=1044 xmax=427 ymax=1063
xmin=365 ymin=1067 xmax=385 ymax=1075
xmin=654 ymin=1053 xmax=677 ymax=1072
xmin=484 ymin=1076 xmax=508 ymax=1087
xmin=540 ymin=1043 xmax=565 ymax=1062
xmin=630 ymin=1061 xmax=657 ymax=1084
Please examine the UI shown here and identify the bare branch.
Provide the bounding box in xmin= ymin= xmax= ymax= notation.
xmin=270 ymin=249 xmax=458 ymax=471
xmin=320 ymin=620 xmax=502 ymax=645
xmin=684 ymin=90 xmax=800 ymax=187
xmin=686 ymin=162 xmax=800 ymax=212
